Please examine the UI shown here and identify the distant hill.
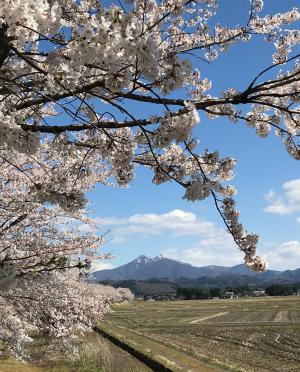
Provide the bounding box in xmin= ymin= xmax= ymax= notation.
xmin=92 ymin=255 xmax=231 ymax=281
xmin=91 ymin=255 xmax=300 ymax=284
xmin=99 ymin=279 xmax=178 ymax=296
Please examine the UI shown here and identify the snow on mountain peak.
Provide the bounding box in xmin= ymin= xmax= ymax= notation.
xmin=135 ymin=254 xmax=164 ymax=264
xmin=135 ymin=255 xmax=151 ymax=264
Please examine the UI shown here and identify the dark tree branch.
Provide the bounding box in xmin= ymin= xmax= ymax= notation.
xmin=0 ymin=24 xmax=12 ymax=68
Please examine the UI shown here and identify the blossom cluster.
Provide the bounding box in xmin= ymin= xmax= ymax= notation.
xmin=0 ymin=0 xmax=63 ymax=52
xmin=153 ymin=107 xmax=200 ymax=147
xmin=0 ymin=273 xmax=134 ymax=359
xmin=222 ymin=198 xmax=267 ymax=272
xmin=0 ymin=106 xmax=40 ymax=154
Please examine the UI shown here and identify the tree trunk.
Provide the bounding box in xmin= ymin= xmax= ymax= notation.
xmin=0 ymin=24 xmax=11 ymax=68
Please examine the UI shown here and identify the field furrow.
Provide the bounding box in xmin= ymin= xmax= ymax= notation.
xmin=105 ymin=297 xmax=300 ymax=371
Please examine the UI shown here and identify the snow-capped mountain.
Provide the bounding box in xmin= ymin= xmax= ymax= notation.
xmin=91 ymin=255 xmax=275 ymax=281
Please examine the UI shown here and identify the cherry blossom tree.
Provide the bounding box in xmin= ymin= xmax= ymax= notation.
xmin=0 ymin=0 xmax=300 ymax=358
xmin=0 ymin=136 xmax=135 ymax=358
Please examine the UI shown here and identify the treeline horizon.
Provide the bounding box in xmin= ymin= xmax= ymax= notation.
xmin=176 ymin=283 xmax=300 ymax=299
xmin=100 ymin=279 xmax=300 ymax=298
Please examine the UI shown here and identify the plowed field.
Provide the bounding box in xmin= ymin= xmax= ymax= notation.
xmin=103 ymin=296 xmax=300 ymax=371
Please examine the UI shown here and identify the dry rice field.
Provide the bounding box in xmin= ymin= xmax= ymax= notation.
xmin=103 ymin=296 xmax=300 ymax=371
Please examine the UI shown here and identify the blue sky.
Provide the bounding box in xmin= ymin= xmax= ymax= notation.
xmin=89 ymin=1 xmax=300 ymax=271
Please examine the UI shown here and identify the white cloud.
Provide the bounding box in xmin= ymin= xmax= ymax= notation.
xmin=97 ymin=210 xmax=300 ymax=270
xmin=163 ymin=239 xmax=300 ymax=270
xmin=98 ymin=209 xmax=217 ymax=238
xmin=94 ymin=217 xmax=128 ymax=226
xmin=162 ymin=233 xmax=244 ymax=267
xmin=129 ymin=209 xmax=196 ymax=224
xmin=97 ymin=209 xmax=243 ymax=267
xmin=264 ymin=179 xmax=300 ymax=215
xmin=108 ymin=236 xmax=126 ymax=245
xmin=262 ymin=240 xmax=300 ymax=270
xmin=93 ymin=210 xmax=300 ymax=270
xmin=277 ymin=241 xmax=300 ymax=257
xmin=91 ymin=261 xmax=114 ymax=272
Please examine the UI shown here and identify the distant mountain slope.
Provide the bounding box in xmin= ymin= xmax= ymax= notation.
xmin=92 ymin=255 xmax=230 ymax=281
xmin=91 ymin=255 xmax=296 ymax=282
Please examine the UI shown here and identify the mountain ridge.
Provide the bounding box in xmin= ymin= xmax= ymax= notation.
xmin=91 ymin=255 xmax=294 ymax=282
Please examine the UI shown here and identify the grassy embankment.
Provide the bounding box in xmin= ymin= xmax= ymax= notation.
xmin=0 ymin=332 xmax=151 ymax=372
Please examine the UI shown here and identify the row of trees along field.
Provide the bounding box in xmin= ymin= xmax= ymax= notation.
xmin=0 ymin=0 xmax=300 ymax=360
xmin=177 ymin=283 xmax=300 ymax=299
xmin=265 ymin=284 xmax=300 ymax=296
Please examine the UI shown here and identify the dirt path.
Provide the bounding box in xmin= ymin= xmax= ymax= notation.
xmin=97 ymin=321 xmax=218 ymax=372
xmin=190 ymin=312 xmax=229 ymax=324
